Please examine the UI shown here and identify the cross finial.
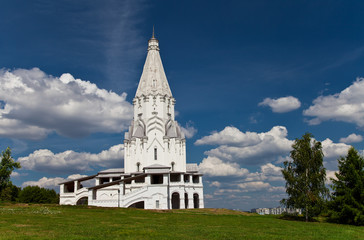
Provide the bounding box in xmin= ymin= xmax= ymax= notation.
xmin=152 ymin=25 xmax=155 ymax=38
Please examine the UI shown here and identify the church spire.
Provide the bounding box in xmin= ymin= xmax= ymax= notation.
xmin=135 ymin=34 xmax=172 ymax=98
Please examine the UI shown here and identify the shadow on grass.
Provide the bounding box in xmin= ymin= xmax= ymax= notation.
xmin=278 ymin=214 xmax=319 ymax=222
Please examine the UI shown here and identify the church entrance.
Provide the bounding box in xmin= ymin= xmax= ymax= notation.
xmin=128 ymin=201 xmax=145 ymax=209
xmin=193 ymin=193 xmax=199 ymax=209
xmin=76 ymin=197 xmax=88 ymax=205
xmin=171 ymin=192 xmax=180 ymax=209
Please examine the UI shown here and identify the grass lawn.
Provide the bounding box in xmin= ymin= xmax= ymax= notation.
xmin=0 ymin=203 xmax=363 ymax=239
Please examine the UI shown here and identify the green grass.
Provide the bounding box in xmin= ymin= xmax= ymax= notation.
xmin=0 ymin=203 xmax=363 ymax=240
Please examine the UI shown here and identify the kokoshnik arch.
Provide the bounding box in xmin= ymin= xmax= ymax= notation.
xmin=59 ymin=33 xmax=204 ymax=209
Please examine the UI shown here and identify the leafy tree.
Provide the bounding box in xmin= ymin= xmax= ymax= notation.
xmin=0 ymin=182 xmax=21 ymax=202
xmin=0 ymin=147 xmax=21 ymax=195
xmin=281 ymin=133 xmax=329 ymax=222
xmin=328 ymin=147 xmax=364 ymax=225
xmin=19 ymin=186 xmax=59 ymax=204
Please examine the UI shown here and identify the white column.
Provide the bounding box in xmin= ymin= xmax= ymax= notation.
xmin=60 ymin=184 xmax=64 ymax=194
xmin=179 ymin=192 xmax=185 ymax=209
xmin=145 ymin=175 xmax=151 ymax=185
xmin=74 ymin=181 xmax=78 ymax=192
xmin=163 ymin=174 xmax=168 ymax=184
xmin=188 ymin=197 xmax=194 ymax=209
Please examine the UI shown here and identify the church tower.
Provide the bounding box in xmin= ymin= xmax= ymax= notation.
xmin=123 ymin=33 xmax=186 ymax=174
xmin=60 ymin=32 xmax=203 ymax=210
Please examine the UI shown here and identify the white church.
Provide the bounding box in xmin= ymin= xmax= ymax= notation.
xmin=59 ymin=33 xmax=204 ymax=209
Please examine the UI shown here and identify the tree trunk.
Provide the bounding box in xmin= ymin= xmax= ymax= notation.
xmin=305 ymin=204 xmax=308 ymax=222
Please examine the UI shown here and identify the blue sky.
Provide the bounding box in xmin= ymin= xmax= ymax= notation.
xmin=1 ymin=0 xmax=364 ymax=210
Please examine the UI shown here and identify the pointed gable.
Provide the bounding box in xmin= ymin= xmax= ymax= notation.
xmin=135 ymin=36 xmax=173 ymax=98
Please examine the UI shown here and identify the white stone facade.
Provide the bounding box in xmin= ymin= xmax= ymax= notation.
xmin=59 ymin=34 xmax=204 ymax=209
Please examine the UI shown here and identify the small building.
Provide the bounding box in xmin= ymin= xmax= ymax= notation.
xmin=59 ymin=33 xmax=204 ymax=209
xmin=251 ymin=207 xmax=302 ymax=215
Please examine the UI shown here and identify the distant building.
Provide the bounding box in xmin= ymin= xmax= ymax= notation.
xmin=59 ymin=33 xmax=204 ymax=209
xmin=251 ymin=207 xmax=302 ymax=215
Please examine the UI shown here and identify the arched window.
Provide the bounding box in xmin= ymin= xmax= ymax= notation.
xmin=154 ymin=148 xmax=157 ymax=160
xmin=193 ymin=193 xmax=199 ymax=209
xmin=171 ymin=161 xmax=175 ymax=171
xmin=136 ymin=162 xmax=140 ymax=172
xmin=172 ymin=192 xmax=180 ymax=209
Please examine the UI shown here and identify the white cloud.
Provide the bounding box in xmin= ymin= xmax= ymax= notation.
xmin=259 ymin=96 xmax=301 ymax=113
xmin=237 ymin=181 xmax=271 ymax=192
xmin=195 ymin=126 xmax=261 ymax=146
xmin=199 ymin=156 xmax=249 ymax=176
xmin=268 ymin=186 xmax=286 ymax=192
xmin=18 ymin=144 xmax=124 ymax=174
xmin=326 ymin=170 xmax=338 ymax=185
xmin=209 ymin=181 xmax=221 ymax=188
xmin=304 ymin=77 xmax=364 ymax=128
xmin=22 ymin=177 xmax=65 ymax=189
xmin=180 ymin=121 xmax=197 ymax=139
xmin=339 ymin=133 xmax=363 ymax=143
xmin=322 ymin=138 xmax=351 ymax=161
xmin=197 ymin=126 xmax=293 ymax=165
xmin=0 ymin=68 xmax=133 ymax=139
xmin=21 ymin=174 xmax=90 ymax=190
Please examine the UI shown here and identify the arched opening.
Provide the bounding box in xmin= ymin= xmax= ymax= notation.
xmin=184 ymin=193 xmax=188 ymax=209
xmin=172 ymin=192 xmax=180 ymax=209
xmin=193 ymin=193 xmax=199 ymax=209
xmin=128 ymin=201 xmax=145 ymax=209
xmin=76 ymin=197 xmax=88 ymax=205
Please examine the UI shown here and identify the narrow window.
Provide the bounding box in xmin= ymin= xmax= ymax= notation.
xmin=154 ymin=148 xmax=157 ymax=160
xmin=171 ymin=162 xmax=175 ymax=171
xmin=156 ymin=200 xmax=159 ymax=209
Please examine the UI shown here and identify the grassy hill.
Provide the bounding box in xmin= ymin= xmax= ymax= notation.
xmin=0 ymin=204 xmax=363 ymax=239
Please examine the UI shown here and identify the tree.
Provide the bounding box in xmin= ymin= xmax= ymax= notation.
xmin=328 ymin=147 xmax=364 ymax=225
xmin=0 ymin=147 xmax=21 ymax=196
xmin=19 ymin=186 xmax=59 ymax=204
xmin=0 ymin=183 xmax=21 ymax=202
xmin=281 ymin=133 xmax=329 ymax=222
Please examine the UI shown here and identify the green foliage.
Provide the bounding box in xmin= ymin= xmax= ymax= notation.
xmin=281 ymin=133 xmax=329 ymax=221
xmin=19 ymin=186 xmax=59 ymax=204
xmin=328 ymin=147 xmax=364 ymax=225
xmin=0 ymin=147 xmax=21 ymax=195
xmin=0 ymin=182 xmax=21 ymax=202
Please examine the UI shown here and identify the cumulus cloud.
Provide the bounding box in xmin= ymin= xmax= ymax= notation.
xmin=195 ymin=126 xmax=261 ymax=146
xmin=209 ymin=181 xmax=221 ymax=188
xmin=18 ymin=144 xmax=124 ymax=174
xmin=339 ymin=133 xmax=363 ymax=143
xmin=304 ymin=78 xmax=364 ymax=128
xmin=322 ymin=138 xmax=351 ymax=161
xmin=180 ymin=121 xmax=197 ymax=138
xmin=237 ymin=181 xmax=271 ymax=192
xmin=197 ymin=126 xmax=292 ymax=165
xmin=246 ymin=163 xmax=283 ymax=182
xmin=326 ymin=170 xmax=338 ymax=185
xmin=259 ymin=96 xmax=301 ymax=113
xmin=0 ymin=68 xmax=133 ymax=139
xmin=199 ymin=156 xmax=249 ymax=176
xmin=21 ymin=174 xmax=92 ymax=190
